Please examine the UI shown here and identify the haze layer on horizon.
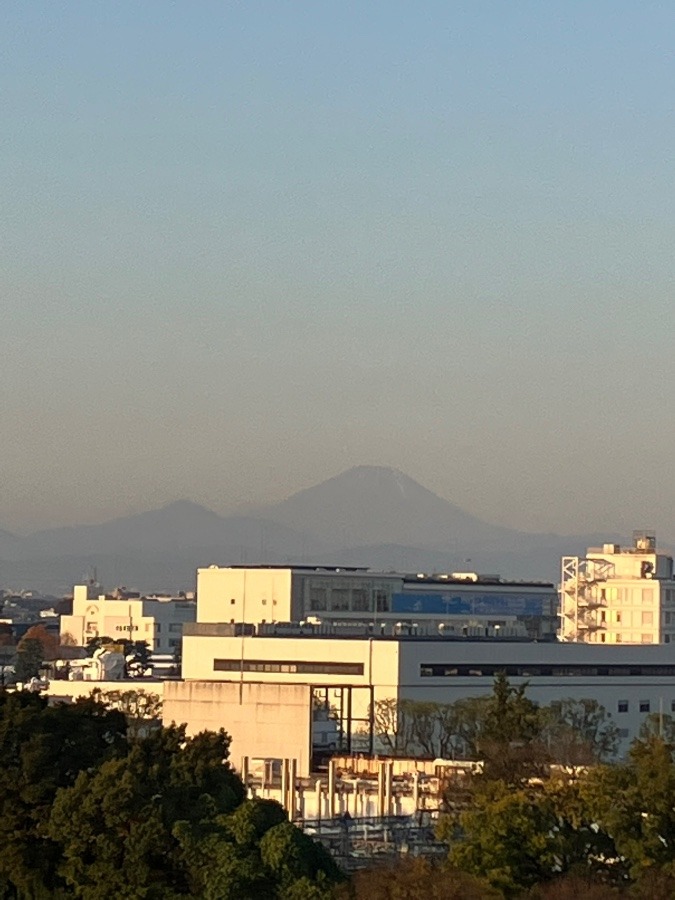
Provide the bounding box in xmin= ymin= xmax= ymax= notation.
xmin=2 ymin=2 xmax=674 ymax=537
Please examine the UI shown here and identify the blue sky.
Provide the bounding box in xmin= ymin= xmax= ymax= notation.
xmin=2 ymin=2 xmax=675 ymax=536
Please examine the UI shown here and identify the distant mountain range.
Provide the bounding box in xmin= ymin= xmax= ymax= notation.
xmin=0 ymin=465 xmax=643 ymax=595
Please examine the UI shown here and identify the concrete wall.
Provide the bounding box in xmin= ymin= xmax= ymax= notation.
xmin=163 ymin=680 xmax=314 ymax=776
xmin=197 ymin=567 xmax=293 ymax=624
xmin=45 ymin=680 xmax=165 ymax=703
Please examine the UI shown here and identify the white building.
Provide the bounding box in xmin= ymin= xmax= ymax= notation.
xmin=560 ymin=532 xmax=675 ymax=644
xmin=197 ymin=565 xmax=558 ymax=639
xmin=61 ymin=585 xmax=196 ymax=655
xmin=168 ymin=620 xmax=675 ymax=767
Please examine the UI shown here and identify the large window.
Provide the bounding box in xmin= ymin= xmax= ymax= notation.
xmin=351 ymin=589 xmax=370 ymax=612
xmin=214 ymin=658 xmax=364 ymax=676
xmin=420 ymin=663 xmax=675 ymax=678
xmin=330 ymin=590 xmax=350 ymax=611
xmin=309 ymin=588 xmax=327 ymax=611
xmin=375 ymin=590 xmax=390 ymax=612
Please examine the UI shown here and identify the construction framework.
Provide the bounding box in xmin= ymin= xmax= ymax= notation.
xmin=560 ymin=555 xmax=615 ymax=642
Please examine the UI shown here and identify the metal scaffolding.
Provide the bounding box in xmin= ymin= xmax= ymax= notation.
xmin=560 ymin=555 xmax=615 ymax=642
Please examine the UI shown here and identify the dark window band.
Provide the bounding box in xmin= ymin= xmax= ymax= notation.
xmin=420 ymin=663 xmax=675 ymax=678
xmin=214 ymin=659 xmax=364 ymax=676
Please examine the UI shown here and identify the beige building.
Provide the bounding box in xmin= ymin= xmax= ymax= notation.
xmin=197 ymin=565 xmax=557 ymax=638
xmin=174 ymin=622 xmax=675 ymax=768
xmin=61 ymin=585 xmax=196 ymax=655
xmin=560 ymin=533 xmax=675 ymax=644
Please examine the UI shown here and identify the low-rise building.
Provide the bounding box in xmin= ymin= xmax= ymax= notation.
xmin=60 ymin=585 xmax=196 ymax=655
xmin=174 ymin=621 xmax=675 ymax=767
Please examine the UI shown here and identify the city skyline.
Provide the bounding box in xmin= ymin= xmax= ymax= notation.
xmin=3 ymin=2 xmax=674 ymax=535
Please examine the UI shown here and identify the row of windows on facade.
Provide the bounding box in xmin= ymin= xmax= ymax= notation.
xmin=595 ymin=633 xmax=658 ymax=644
xmin=595 ymin=633 xmax=675 ymax=644
xmin=213 ymin=659 xmax=364 ymax=675
xmin=594 ymin=587 xmax=658 ymax=604
xmin=419 ymin=664 xmax=675 ymax=678
xmin=224 ymin=591 xmax=393 ymax=613
xmin=307 ymin=588 xmax=391 ymax=613
xmin=230 ymin=597 xmax=277 ymax=606
xmin=111 ymin=623 xmax=183 ymax=633
xmin=596 ymin=610 xmax=658 ymax=626
xmin=616 ymin=699 xmax=675 ymax=714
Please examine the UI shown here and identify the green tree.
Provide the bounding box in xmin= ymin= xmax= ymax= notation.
xmin=92 ymin=688 xmax=163 ymax=739
xmin=85 ymin=635 xmax=114 ymax=653
xmin=449 ymin=780 xmax=561 ymax=897
xmin=542 ymin=698 xmax=620 ymax=765
xmin=14 ymin=636 xmax=45 ymax=682
xmin=49 ymin=726 xmax=245 ymax=898
xmin=177 ymin=799 xmax=342 ymax=900
xmin=639 ymin=711 xmax=675 ymax=745
xmin=124 ymin=640 xmax=152 ymax=677
xmin=475 ymin=672 xmax=549 ymax=785
xmin=0 ymin=692 xmax=127 ymax=897
xmin=336 ymin=858 xmax=498 ymax=899
xmin=583 ymin=735 xmax=675 ymax=880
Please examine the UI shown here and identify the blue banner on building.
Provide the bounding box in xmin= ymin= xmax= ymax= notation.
xmin=391 ymin=592 xmax=552 ymax=616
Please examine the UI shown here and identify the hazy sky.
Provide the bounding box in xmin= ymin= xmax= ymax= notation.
xmin=2 ymin=2 xmax=675 ymax=538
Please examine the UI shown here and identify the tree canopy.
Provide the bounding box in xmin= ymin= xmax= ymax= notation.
xmin=0 ymin=689 xmax=342 ymax=898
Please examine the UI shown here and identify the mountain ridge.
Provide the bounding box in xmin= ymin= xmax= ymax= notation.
xmin=0 ymin=465 xmax=649 ymax=593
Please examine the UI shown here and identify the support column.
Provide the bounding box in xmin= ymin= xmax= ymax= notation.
xmin=281 ymin=759 xmax=289 ymax=818
xmin=328 ymin=758 xmax=337 ymax=818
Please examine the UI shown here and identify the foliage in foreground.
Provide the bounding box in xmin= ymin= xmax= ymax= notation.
xmin=436 ymin=675 xmax=675 ymax=898
xmin=0 ymin=690 xmax=341 ymax=899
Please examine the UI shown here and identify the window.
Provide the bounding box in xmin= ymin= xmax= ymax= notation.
xmin=309 ymin=588 xmax=327 ymax=611
xmin=375 ymin=590 xmax=390 ymax=613
xmin=618 ymin=728 xmax=630 ymax=739
xmin=614 ymin=611 xmax=622 ymax=624
xmin=641 ymin=634 xmax=652 ymax=644
xmin=643 ymin=588 xmax=654 ymax=604
xmin=330 ymin=589 xmax=350 ymax=611
xmin=351 ymin=589 xmax=370 ymax=612
xmin=419 ymin=663 xmax=675 ymax=678
xmin=213 ymin=658 xmax=364 ymax=676
xmin=642 ymin=611 xmax=653 ymax=626
xmin=618 ymin=700 xmax=629 ymax=713
xmin=169 ymin=623 xmax=182 ymax=633
xmin=230 ymin=598 xmax=236 ymax=605
xmin=261 ymin=598 xmax=267 ymax=606
xmin=671 ymin=700 xmax=675 ymax=713
xmin=640 ymin=700 xmax=651 ymax=713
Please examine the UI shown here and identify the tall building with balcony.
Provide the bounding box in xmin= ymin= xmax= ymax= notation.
xmin=560 ymin=532 xmax=675 ymax=644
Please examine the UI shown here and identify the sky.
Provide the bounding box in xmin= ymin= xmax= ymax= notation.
xmin=2 ymin=1 xmax=675 ymax=538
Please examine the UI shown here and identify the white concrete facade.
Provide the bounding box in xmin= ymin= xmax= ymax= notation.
xmin=162 ymin=680 xmax=313 ymax=776
xmin=181 ymin=627 xmax=675 ymax=756
xmin=61 ymin=585 xmax=196 ymax=654
xmin=197 ymin=566 xmax=557 ymax=638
